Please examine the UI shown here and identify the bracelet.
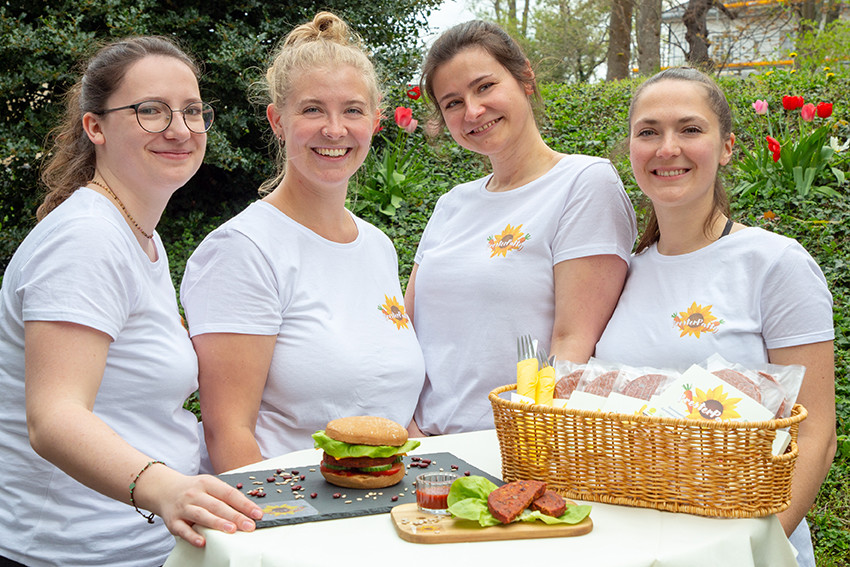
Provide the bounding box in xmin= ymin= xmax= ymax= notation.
xmin=129 ymin=460 xmax=165 ymax=524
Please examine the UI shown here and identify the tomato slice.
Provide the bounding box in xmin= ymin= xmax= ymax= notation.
xmin=320 ymin=461 xmax=403 ymax=477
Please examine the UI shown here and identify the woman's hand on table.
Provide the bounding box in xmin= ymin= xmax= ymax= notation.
xmin=138 ymin=467 xmax=264 ymax=548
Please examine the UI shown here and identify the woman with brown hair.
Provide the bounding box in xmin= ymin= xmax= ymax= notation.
xmin=0 ymin=36 xmax=262 ymax=566
xmin=596 ymin=67 xmax=835 ymax=566
xmin=406 ymin=20 xmax=637 ymax=435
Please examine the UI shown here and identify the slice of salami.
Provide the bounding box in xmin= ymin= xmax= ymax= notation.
xmin=554 ymin=369 xmax=583 ymax=399
xmin=621 ymin=373 xmax=668 ymax=401
xmin=583 ymin=370 xmax=618 ymax=397
xmin=712 ymin=368 xmax=761 ymax=402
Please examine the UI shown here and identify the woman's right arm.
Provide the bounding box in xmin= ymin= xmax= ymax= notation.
xmin=25 ymin=321 xmax=263 ymax=547
xmin=192 ymin=332 xmax=277 ymax=473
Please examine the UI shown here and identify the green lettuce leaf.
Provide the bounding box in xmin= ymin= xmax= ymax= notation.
xmin=447 ymin=474 xmax=498 ymax=507
xmin=311 ymin=430 xmax=420 ymax=458
xmin=445 ymin=475 xmax=592 ymax=527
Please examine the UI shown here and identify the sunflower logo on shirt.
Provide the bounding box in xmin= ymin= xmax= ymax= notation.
xmin=487 ymin=223 xmax=530 ymax=258
xmin=672 ymin=302 xmax=724 ymax=338
xmin=379 ymin=295 xmax=410 ymax=330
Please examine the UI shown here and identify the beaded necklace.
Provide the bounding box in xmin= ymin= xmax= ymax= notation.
xmin=89 ymin=179 xmax=153 ymax=239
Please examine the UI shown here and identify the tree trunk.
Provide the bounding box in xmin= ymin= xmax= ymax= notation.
xmin=683 ymin=0 xmax=713 ymax=71
xmin=521 ymin=0 xmax=530 ymax=36
xmin=825 ymin=0 xmax=841 ymax=25
xmin=507 ymin=0 xmax=518 ymax=35
xmin=636 ymin=0 xmax=662 ymax=75
xmin=606 ymin=0 xmax=633 ymax=81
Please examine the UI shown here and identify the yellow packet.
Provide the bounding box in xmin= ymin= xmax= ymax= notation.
xmin=536 ymin=366 xmax=556 ymax=406
xmin=516 ymin=358 xmax=539 ymax=399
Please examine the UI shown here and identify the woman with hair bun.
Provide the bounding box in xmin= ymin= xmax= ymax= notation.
xmin=181 ymin=12 xmax=425 ymax=473
xmin=0 ymin=35 xmax=262 ymax=567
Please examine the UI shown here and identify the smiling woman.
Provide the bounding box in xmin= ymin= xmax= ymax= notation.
xmin=0 ymin=36 xmax=263 ymax=567
xmin=179 ymin=11 xmax=425 ymax=475
xmin=595 ymin=67 xmax=837 ymax=567
xmin=405 ymin=20 xmax=637 ymax=436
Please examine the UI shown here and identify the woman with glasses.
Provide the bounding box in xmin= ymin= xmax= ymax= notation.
xmin=180 ymin=12 xmax=425 ymax=473
xmin=0 ymin=36 xmax=262 ymax=567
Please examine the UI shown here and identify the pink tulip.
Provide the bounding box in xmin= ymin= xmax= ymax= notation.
xmin=752 ymin=100 xmax=768 ymax=115
xmin=800 ymin=103 xmax=816 ymax=122
xmin=402 ymin=118 xmax=418 ymax=134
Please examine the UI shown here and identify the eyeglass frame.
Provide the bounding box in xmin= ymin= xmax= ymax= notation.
xmin=94 ymin=100 xmax=215 ymax=134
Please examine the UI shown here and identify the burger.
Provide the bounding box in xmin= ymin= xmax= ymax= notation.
xmin=312 ymin=416 xmax=420 ymax=489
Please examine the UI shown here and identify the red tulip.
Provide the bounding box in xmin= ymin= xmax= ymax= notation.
xmin=766 ymin=136 xmax=781 ymax=162
xmin=406 ymin=86 xmax=421 ymax=100
xmin=394 ymin=106 xmax=418 ymax=133
xmin=394 ymin=106 xmax=413 ymax=128
xmin=782 ymin=95 xmax=804 ymax=110
xmin=816 ymin=102 xmax=833 ymax=118
xmin=801 ymin=103 xmax=816 ymax=122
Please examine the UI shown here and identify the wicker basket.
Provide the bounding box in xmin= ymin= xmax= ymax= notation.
xmin=489 ymin=383 xmax=807 ymax=518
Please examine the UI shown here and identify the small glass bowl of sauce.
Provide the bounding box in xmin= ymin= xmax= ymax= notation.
xmin=415 ymin=472 xmax=457 ymax=515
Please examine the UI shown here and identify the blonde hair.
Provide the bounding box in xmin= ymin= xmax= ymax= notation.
xmin=258 ymin=11 xmax=380 ymax=195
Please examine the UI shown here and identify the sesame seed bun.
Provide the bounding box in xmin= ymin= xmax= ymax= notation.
xmin=325 ymin=416 xmax=408 ymax=447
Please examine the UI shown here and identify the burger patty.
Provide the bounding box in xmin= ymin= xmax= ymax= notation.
xmin=322 ymin=454 xmax=400 ymax=469
xmin=554 ymin=369 xmax=583 ymax=399
xmin=487 ymin=480 xmax=547 ymax=524
xmin=621 ymin=373 xmax=668 ymax=401
xmin=531 ymin=490 xmax=567 ymax=518
xmin=320 ymin=460 xmax=404 ymax=477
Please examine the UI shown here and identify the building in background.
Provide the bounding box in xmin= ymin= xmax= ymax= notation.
xmin=660 ymin=0 xmax=849 ymax=74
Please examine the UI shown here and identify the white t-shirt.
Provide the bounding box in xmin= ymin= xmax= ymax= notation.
xmin=412 ymin=155 xmax=637 ymax=434
xmin=596 ymin=227 xmax=834 ymax=368
xmin=595 ymin=227 xmax=832 ymax=567
xmin=180 ymin=201 xmax=425 ymax=458
xmin=0 ymin=188 xmax=199 ymax=567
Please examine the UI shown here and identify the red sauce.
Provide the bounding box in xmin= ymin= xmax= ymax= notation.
xmin=416 ymin=487 xmax=450 ymax=511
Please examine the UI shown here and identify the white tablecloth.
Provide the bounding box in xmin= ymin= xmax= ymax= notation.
xmin=165 ymin=429 xmax=798 ymax=567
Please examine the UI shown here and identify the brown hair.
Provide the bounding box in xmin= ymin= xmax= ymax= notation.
xmin=37 ymin=36 xmax=201 ymax=221
xmin=258 ymin=11 xmax=380 ymax=195
xmin=629 ymin=67 xmax=733 ymax=254
xmin=420 ymin=20 xmax=541 ymax=130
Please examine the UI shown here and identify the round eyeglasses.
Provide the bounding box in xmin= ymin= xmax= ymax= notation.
xmin=96 ymin=100 xmax=215 ymax=134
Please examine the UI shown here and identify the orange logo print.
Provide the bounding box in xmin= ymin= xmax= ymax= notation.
xmin=379 ymin=295 xmax=410 ymax=330
xmin=487 ymin=223 xmax=530 ymax=258
xmin=672 ymin=302 xmax=723 ymax=338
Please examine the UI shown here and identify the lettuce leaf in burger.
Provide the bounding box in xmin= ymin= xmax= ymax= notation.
xmin=312 ymin=416 xmax=420 ymax=489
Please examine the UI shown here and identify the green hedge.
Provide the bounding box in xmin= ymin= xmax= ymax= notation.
xmin=3 ymin=63 xmax=848 ymax=563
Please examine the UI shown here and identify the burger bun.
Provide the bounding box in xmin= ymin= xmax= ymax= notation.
xmin=325 ymin=416 xmax=408 ymax=446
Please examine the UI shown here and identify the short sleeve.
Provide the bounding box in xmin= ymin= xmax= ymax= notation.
xmin=551 ymin=160 xmax=637 ymax=265
xmin=180 ymin=228 xmax=283 ymax=337
xmin=18 ymin=217 xmax=136 ymax=339
xmin=760 ymin=241 xmax=834 ymax=349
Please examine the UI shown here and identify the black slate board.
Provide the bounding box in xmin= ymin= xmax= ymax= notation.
xmin=219 ymin=452 xmax=503 ymax=529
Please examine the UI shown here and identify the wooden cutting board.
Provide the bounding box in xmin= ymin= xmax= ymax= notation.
xmin=390 ymin=502 xmax=593 ymax=543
